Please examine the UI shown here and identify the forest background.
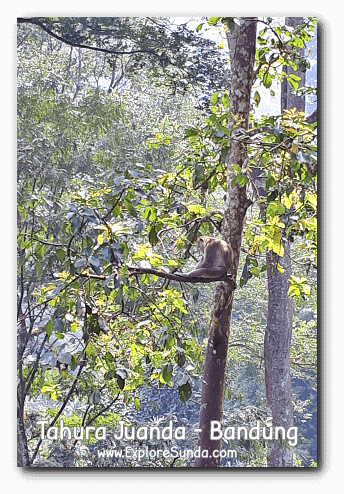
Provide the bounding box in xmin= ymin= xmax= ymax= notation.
xmin=17 ymin=17 xmax=316 ymax=466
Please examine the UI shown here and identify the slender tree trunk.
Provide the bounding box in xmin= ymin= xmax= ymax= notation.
xmin=17 ymin=408 xmax=30 ymax=467
xmin=264 ymin=16 xmax=305 ymax=468
xmin=281 ymin=17 xmax=306 ymax=114
xmin=265 ymin=245 xmax=294 ymax=466
xmin=195 ymin=17 xmax=257 ymax=468
xmin=17 ymin=306 xmax=30 ymax=467
xmin=17 ymin=213 xmax=30 ymax=466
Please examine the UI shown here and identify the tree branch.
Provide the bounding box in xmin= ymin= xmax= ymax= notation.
xmin=30 ymin=358 xmax=86 ymax=465
xmin=80 ymin=267 xmax=236 ymax=289
xmin=246 ymin=110 xmax=317 ymax=138
xmin=129 ymin=266 xmax=236 ymax=287
xmin=306 ymin=108 xmax=317 ymax=124
xmin=17 ymin=17 xmax=167 ymax=62
xmin=245 ymin=126 xmax=272 ymax=138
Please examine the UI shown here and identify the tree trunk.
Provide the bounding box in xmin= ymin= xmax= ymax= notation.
xmin=17 ymin=409 xmax=30 ymax=467
xmin=281 ymin=17 xmax=306 ymax=114
xmin=265 ymin=245 xmax=294 ymax=466
xmin=264 ymin=16 xmax=305 ymax=468
xmin=195 ymin=17 xmax=257 ymax=468
xmin=17 ymin=209 xmax=30 ymax=467
xmin=17 ymin=292 xmax=31 ymax=467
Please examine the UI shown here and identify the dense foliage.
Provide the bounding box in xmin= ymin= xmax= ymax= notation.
xmin=17 ymin=16 xmax=317 ymax=467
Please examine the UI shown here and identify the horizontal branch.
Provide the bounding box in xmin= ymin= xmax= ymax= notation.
xmin=128 ymin=266 xmax=236 ymax=287
xmin=80 ymin=266 xmax=236 ymax=289
xmin=245 ymin=126 xmax=272 ymax=138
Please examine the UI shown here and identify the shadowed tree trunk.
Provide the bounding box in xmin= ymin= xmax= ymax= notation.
xmin=265 ymin=244 xmax=294 ymax=467
xmin=264 ymin=16 xmax=306 ymax=468
xmin=195 ymin=17 xmax=257 ymax=468
xmin=17 ymin=210 xmax=31 ymax=467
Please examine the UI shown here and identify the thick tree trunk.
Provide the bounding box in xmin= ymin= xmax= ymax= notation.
xmin=195 ymin=17 xmax=257 ymax=468
xmin=264 ymin=17 xmax=305 ymax=468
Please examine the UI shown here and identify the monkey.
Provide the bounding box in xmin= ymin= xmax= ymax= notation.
xmin=184 ymin=236 xmax=233 ymax=279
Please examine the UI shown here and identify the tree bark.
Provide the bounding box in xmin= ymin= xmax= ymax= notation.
xmin=195 ymin=17 xmax=257 ymax=468
xmin=17 ymin=410 xmax=30 ymax=467
xmin=264 ymin=16 xmax=305 ymax=468
xmin=265 ymin=245 xmax=294 ymax=467
xmin=17 ymin=212 xmax=30 ymax=467
xmin=281 ymin=17 xmax=306 ymax=114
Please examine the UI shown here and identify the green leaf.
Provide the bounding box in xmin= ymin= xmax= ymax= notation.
xmin=220 ymin=146 xmax=230 ymax=164
xmin=41 ymin=385 xmax=52 ymax=394
xmin=86 ymin=343 xmax=97 ymax=358
xmin=257 ymin=36 xmax=268 ymax=46
xmin=71 ymin=217 xmax=81 ymax=234
xmin=253 ymin=91 xmax=261 ymax=106
xmin=222 ymin=92 xmax=230 ymax=108
xmin=185 ymin=128 xmax=199 ymax=138
xmin=35 ymin=244 xmax=46 ymax=260
xmin=208 ymin=17 xmax=221 ymax=26
xmin=217 ymin=123 xmax=230 ymax=137
xmin=276 ymin=263 xmax=284 ymax=274
xmin=161 ymin=364 xmax=172 ymax=384
xmin=124 ymin=198 xmax=138 ymax=217
xmin=56 ymin=248 xmax=66 ymax=260
xmin=54 ymin=319 xmax=64 ymax=332
xmin=263 ymin=72 xmax=272 ymax=89
xmin=222 ymin=17 xmax=235 ymax=30
xmin=231 ymin=176 xmax=238 ymax=187
xmin=257 ymin=48 xmax=267 ymax=63
xmin=90 ymin=390 xmax=101 ymax=405
xmin=70 ymin=355 xmax=78 ymax=371
xmin=149 ymin=207 xmax=157 ymax=222
xmin=210 ymin=92 xmax=219 ymax=105
xmin=196 ymin=23 xmax=204 ymax=32
xmin=134 ymin=397 xmax=140 ymax=410
xmin=148 ymin=226 xmax=158 ymax=245
xmin=89 ymin=256 xmax=102 ymax=275
xmin=293 ymin=36 xmax=304 ymax=48
xmin=38 ymin=217 xmax=48 ymax=232
xmin=288 ymin=75 xmax=300 ymax=91
xmin=265 ymin=173 xmax=276 ymax=189
xmin=46 ymin=319 xmax=53 ymax=337
xmin=237 ymin=174 xmax=249 ymax=187
xmin=178 ymin=382 xmax=192 ymax=402
xmin=105 ymin=351 xmax=116 ymax=370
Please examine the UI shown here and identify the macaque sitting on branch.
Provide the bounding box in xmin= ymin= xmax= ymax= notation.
xmin=184 ymin=236 xmax=233 ymax=279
